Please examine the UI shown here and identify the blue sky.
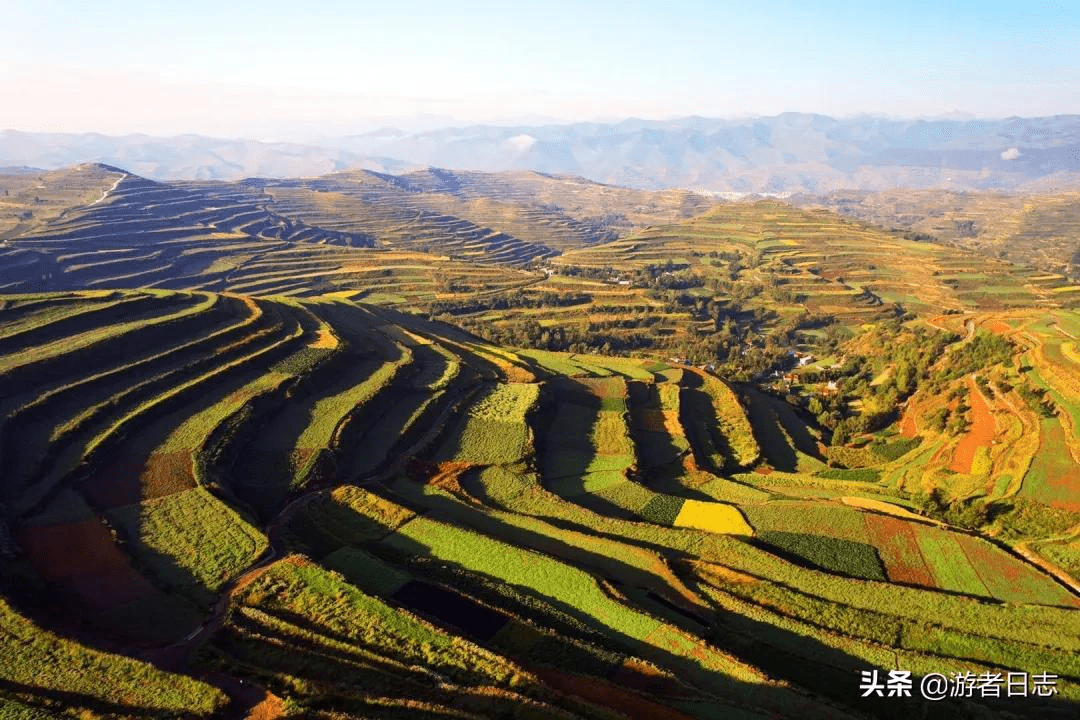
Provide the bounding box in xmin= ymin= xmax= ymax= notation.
xmin=1 ymin=0 xmax=1077 ymax=139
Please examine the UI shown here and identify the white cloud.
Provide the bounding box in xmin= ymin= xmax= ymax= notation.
xmin=1001 ymin=147 xmax=1021 ymax=160
xmin=507 ymin=133 xmax=537 ymax=151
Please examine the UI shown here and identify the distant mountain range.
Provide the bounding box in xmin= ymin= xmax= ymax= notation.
xmin=4 ymin=114 xmax=1080 ymax=193
xmin=0 ymin=132 xmax=415 ymax=183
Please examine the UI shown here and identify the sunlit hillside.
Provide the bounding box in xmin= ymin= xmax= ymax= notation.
xmin=0 ymin=165 xmax=1078 ymax=719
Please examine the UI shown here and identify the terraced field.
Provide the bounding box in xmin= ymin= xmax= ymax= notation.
xmin=799 ymin=189 xmax=1080 ymax=279
xmin=1 ymin=166 xmax=1079 ymax=719
xmin=891 ymin=309 xmax=1080 ymax=510
xmin=1 ymin=288 xmax=1076 ymax=719
xmin=0 ymin=165 xmax=556 ymax=305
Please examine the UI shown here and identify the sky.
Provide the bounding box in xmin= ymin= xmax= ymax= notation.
xmin=1 ymin=0 xmax=1078 ymax=140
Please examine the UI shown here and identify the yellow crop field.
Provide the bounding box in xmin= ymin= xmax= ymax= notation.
xmin=308 ymin=324 xmax=339 ymax=349
xmin=1062 ymin=341 xmax=1080 ymax=365
xmin=840 ymin=496 xmax=933 ymax=523
xmin=673 ymin=500 xmax=754 ymax=535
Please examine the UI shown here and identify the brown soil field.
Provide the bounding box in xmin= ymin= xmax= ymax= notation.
xmin=140 ymin=451 xmax=199 ymax=500
xmin=532 ymin=666 xmax=696 ymax=720
xmin=986 ymin=320 xmax=1012 ymax=334
xmin=863 ymin=514 xmax=936 ymax=587
xmin=577 ymin=376 xmax=626 ymax=399
xmin=687 ymin=559 xmax=760 ymax=587
xmin=429 ymin=461 xmax=476 ymax=492
xmin=81 ymin=451 xmax=196 ymax=508
xmin=21 ymin=518 xmax=128 ymax=579
xmin=20 ymin=518 xmax=153 ymax=607
xmin=949 ymin=377 xmax=995 ymax=474
xmin=899 ymin=404 xmax=918 ymax=438
xmin=608 ymin=657 xmax=691 ymax=698
xmin=245 ymin=691 xmax=284 ymax=720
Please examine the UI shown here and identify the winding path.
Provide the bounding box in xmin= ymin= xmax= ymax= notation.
xmin=88 ymin=173 xmax=126 ymax=207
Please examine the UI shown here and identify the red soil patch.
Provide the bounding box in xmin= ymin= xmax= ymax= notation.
xmin=22 ymin=518 xmax=128 ymax=579
xmin=899 ymin=405 xmax=918 ymax=439
xmin=986 ymin=320 xmax=1012 ymax=335
xmin=402 ymin=456 xmax=439 ymax=483
xmin=140 ymin=451 xmax=198 ymax=499
xmin=949 ymin=377 xmax=996 ymax=474
xmin=579 ymin=377 xmax=624 ymax=399
xmin=532 ymin=666 xmax=695 ymax=720
xmin=863 ymin=514 xmax=936 ymax=588
xmin=688 ymin=559 xmax=759 ymax=586
xmin=19 ymin=519 xmax=154 ymax=607
xmin=1046 ymin=492 xmax=1080 ymax=513
xmin=289 ymin=447 xmax=316 ymax=471
xmin=753 ymin=466 xmax=774 ymax=476
xmin=429 ymin=461 xmax=476 ymax=492
xmin=245 ymin=691 xmax=284 ymax=720
xmin=927 ymin=315 xmax=948 ymax=330
xmin=608 ymin=657 xmax=692 ymax=698
xmin=80 ymin=452 xmax=195 ymax=508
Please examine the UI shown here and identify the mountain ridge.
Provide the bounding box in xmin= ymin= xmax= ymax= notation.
xmin=4 ymin=113 xmax=1080 ymax=193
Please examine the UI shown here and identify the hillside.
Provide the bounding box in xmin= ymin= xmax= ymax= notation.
xmin=793 ymin=189 xmax=1080 ymax=279
xmin=0 ymin=289 xmax=1077 ymax=719
xmin=0 ymin=165 xmax=715 ymax=302
xmin=0 ymin=166 xmax=1079 ymax=719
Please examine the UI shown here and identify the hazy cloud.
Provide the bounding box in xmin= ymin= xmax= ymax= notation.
xmin=1001 ymin=147 xmax=1022 ymax=160
xmin=507 ymin=134 xmax=537 ymax=151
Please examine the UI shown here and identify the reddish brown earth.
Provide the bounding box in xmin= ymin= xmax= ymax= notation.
xmin=80 ymin=451 xmax=196 ymax=508
xmin=429 ymin=460 xmax=476 ymax=491
xmin=949 ymin=376 xmax=996 ymax=474
xmin=245 ymin=691 xmax=284 ymax=720
xmin=609 ymin=657 xmax=692 ymax=698
xmin=899 ymin=405 xmax=918 ymax=439
xmin=986 ymin=320 xmax=1012 ymax=334
xmin=20 ymin=518 xmax=154 ymax=607
xmin=533 ymin=666 xmax=696 ymax=720
xmin=140 ymin=451 xmax=199 ymax=499
xmin=21 ymin=518 xmax=125 ymax=579
xmin=863 ymin=514 xmax=936 ymax=588
xmin=639 ymin=408 xmax=668 ymax=432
